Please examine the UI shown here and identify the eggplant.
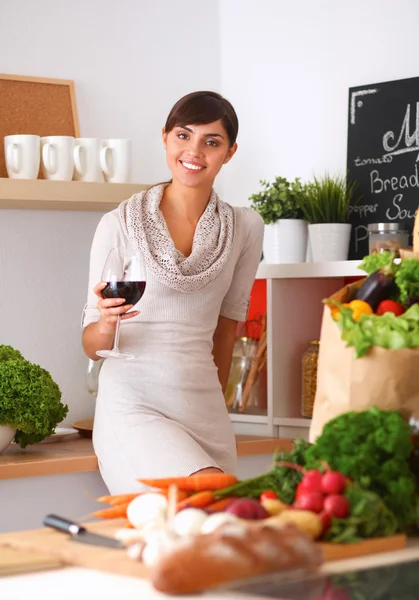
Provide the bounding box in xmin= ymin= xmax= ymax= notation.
xmin=355 ymin=265 xmax=395 ymax=311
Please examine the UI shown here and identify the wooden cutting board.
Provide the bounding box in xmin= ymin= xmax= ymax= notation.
xmin=0 ymin=520 xmax=148 ymax=579
xmin=0 ymin=519 xmax=407 ymax=580
xmin=0 ymin=546 xmax=63 ymax=577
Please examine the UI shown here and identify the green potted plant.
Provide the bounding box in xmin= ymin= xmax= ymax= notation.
xmin=250 ymin=176 xmax=308 ymax=264
xmin=0 ymin=345 xmax=68 ymax=452
xmin=295 ymin=174 xmax=358 ymax=262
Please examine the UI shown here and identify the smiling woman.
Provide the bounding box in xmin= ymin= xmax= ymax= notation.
xmin=81 ymin=91 xmax=264 ymax=494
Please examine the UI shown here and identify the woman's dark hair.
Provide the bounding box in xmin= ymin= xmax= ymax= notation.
xmin=164 ymin=91 xmax=239 ymax=147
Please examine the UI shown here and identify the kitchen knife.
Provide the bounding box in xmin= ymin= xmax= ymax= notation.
xmin=43 ymin=514 xmax=125 ymax=549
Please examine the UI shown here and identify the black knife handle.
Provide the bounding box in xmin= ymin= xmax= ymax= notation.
xmin=43 ymin=514 xmax=86 ymax=536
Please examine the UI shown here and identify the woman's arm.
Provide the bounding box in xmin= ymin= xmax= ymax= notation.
xmin=212 ymin=315 xmax=237 ymax=394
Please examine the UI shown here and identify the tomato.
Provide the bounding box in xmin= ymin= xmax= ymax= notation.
xmin=376 ymin=299 xmax=405 ymax=316
xmin=259 ymin=490 xmax=278 ymax=502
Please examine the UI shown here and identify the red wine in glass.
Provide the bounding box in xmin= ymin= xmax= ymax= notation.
xmin=102 ymin=281 xmax=146 ymax=306
xmin=96 ymin=250 xmax=146 ymax=360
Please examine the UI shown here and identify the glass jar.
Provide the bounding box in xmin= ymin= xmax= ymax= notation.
xmin=225 ymin=337 xmax=267 ymax=415
xmin=86 ymin=358 xmax=103 ymax=396
xmin=368 ymin=223 xmax=409 ymax=254
xmin=301 ymin=340 xmax=320 ymax=419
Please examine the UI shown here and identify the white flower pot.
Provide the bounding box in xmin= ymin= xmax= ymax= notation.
xmin=308 ymin=223 xmax=352 ymax=262
xmin=0 ymin=424 xmax=16 ymax=453
xmin=263 ymin=219 xmax=308 ymax=264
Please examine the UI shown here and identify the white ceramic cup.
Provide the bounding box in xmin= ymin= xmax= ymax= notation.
xmin=4 ymin=134 xmax=40 ymax=179
xmin=73 ymin=138 xmax=104 ymax=182
xmin=41 ymin=136 xmax=75 ymax=181
xmin=100 ymin=138 xmax=132 ymax=183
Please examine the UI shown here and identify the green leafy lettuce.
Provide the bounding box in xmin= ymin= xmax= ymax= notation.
xmin=395 ymin=259 xmax=419 ymax=305
xmin=336 ymin=303 xmax=419 ymax=357
xmin=0 ymin=345 xmax=68 ymax=448
xmin=358 ymin=251 xmax=394 ymax=275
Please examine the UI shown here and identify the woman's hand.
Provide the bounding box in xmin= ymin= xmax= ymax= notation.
xmin=94 ymin=282 xmax=140 ymax=334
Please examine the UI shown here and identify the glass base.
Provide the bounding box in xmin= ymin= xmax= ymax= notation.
xmin=96 ymin=349 xmax=134 ymax=360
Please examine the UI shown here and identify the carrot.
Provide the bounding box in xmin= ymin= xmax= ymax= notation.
xmin=92 ymin=503 xmax=130 ymax=519
xmin=96 ymin=489 xmax=189 ymax=506
xmin=176 ymin=490 xmax=215 ymax=512
xmin=137 ymin=473 xmax=238 ymax=492
xmin=206 ymin=497 xmax=234 ymax=512
xmin=96 ymin=494 xmax=116 ymax=504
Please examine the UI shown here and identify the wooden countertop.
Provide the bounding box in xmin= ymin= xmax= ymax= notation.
xmin=0 ymin=435 xmax=293 ymax=481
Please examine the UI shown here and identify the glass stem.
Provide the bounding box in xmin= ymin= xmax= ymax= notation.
xmin=113 ymin=315 xmax=121 ymax=352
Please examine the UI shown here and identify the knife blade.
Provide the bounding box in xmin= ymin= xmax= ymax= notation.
xmin=43 ymin=514 xmax=125 ymax=549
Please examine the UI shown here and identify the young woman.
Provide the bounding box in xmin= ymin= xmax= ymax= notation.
xmin=82 ymin=91 xmax=264 ymax=493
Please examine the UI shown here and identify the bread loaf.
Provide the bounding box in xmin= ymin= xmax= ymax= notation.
xmin=150 ymin=521 xmax=323 ymax=595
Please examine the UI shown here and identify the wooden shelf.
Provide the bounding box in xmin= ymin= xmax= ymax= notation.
xmin=0 ymin=179 xmax=150 ymax=211
xmin=229 ymin=413 xmax=268 ymax=424
xmin=257 ymin=260 xmax=362 ymax=279
xmin=0 ymin=435 xmax=285 ymax=480
xmin=273 ymin=417 xmax=312 ymax=428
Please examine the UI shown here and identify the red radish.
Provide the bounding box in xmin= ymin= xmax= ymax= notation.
xmin=319 ymin=510 xmax=332 ymax=533
xmin=294 ymin=482 xmax=305 ymax=501
xmin=323 ymin=494 xmax=349 ymax=518
xmin=299 ymin=470 xmax=323 ymax=494
xmin=260 ymin=491 xmax=278 ymax=502
xmin=225 ymin=498 xmax=269 ymax=520
xmin=321 ymin=471 xmax=346 ymax=495
xmin=293 ymin=492 xmax=324 ymax=513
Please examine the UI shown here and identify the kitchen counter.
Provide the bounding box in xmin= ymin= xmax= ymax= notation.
xmin=0 ymin=435 xmax=293 ymax=481
xmin=1 ymin=538 xmax=419 ymax=599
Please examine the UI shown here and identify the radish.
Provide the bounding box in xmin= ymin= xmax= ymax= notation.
xmin=318 ymin=511 xmax=332 ymax=533
xmin=299 ymin=470 xmax=323 ymax=494
xmin=323 ymin=494 xmax=349 ymax=518
xmin=321 ymin=471 xmax=346 ymax=495
xmin=224 ymin=498 xmax=269 ymax=520
xmin=293 ymin=492 xmax=324 ymax=514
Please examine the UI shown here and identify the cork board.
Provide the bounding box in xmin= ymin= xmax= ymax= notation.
xmin=0 ymin=74 xmax=80 ymax=178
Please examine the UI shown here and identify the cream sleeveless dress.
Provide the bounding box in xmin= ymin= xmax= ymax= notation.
xmin=82 ymin=185 xmax=264 ymax=494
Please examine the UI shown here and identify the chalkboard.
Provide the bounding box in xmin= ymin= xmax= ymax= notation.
xmin=347 ymin=76 xmax=419 ymax=259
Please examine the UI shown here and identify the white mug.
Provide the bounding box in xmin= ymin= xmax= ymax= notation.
xmin=41 ymin=136 xmax=75 ymax=181
xmin=4 ymin=134 xmax=40 ymax=179
xmin=73 ymin=138 xmax=104 ymax=182
xmin=100 ymin=138 xmax=132 ymax=183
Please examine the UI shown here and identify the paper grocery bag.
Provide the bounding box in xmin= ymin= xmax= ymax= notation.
xmin=309 ymin=281 xmax=419 ymax=442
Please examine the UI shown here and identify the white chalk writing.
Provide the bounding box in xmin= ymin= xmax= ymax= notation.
xmin=348 ymin=204 xmax=379 ymax=219
xmin=382 ymin=102 xmax=419 ymax=159
xmin=370 ymin=165 xmax=419 ymax=194
xmin=350 ymin=89 xmax=378 ymax=125
xmin=385 ymin=195 xmax=417 ymax=221
xmin=354 ymin=155 xmax=393 ymax=167
xmin=354 ymin=225 xmax=369 ymax=253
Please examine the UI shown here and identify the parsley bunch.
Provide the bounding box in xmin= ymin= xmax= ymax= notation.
xmin=305 ymin=407 xmax=416 ymax=531
xmin=0 ymin=345 xmax=68 ymax=448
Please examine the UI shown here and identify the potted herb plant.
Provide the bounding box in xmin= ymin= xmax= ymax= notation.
xmin=0 ymin=345 xmax=68 ymax=452
xmin=250 ymin=176 xmax=308 ymax=264
xmin=296 ymin=174 xmax=358 ymax=262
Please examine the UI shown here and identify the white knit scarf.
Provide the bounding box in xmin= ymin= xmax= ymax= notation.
xmin=119 ymin=184 xmax=235 ymax=293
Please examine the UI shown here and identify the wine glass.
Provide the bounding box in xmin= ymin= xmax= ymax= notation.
xmin=96 ymin=249 xmax=146 ymax=360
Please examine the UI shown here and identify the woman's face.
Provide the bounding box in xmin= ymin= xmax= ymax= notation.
xmin=162 ymin=119 xmax=237 ymax=189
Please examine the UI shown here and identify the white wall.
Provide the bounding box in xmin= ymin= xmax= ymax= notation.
xmin=219 ymin=0 xmax=419 ymax=206
xmin=0 ymin=0 xmax=220 ymax=424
